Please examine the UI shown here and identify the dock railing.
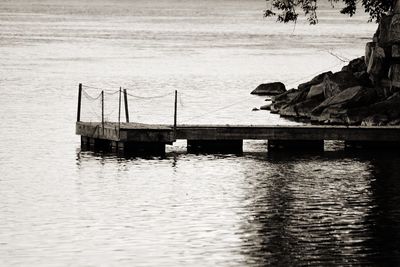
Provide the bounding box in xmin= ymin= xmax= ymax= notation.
xmin=76 ymin=83 xmax=179 ymax=139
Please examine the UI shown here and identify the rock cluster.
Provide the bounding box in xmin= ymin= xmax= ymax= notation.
xmin=254 ymin=13 xmax=400 ymax=126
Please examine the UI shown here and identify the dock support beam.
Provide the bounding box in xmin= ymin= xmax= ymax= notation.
xmin=82 ymin=138 xmax=166 ymax=156
xmin=345 ymin=141 xmax=400 ymax=150
xmin=268 ymin=140 xmax=324 ymax=151
xmin=187 ymin=140 xmax=243 ymax=154
xmin=82 ymin=137 xmax=111 ymax=151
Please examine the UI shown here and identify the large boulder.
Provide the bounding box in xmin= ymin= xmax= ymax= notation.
xmin=389 ymin=64 xmax=400 ymax=84
xmin=280 ymin=98 xmax=322 ymax=118
xmin=306 ymin=82 xmax=326 ymax=100
xmin=272 ymin=88 xmax=297 ymax=102
xmin=378 ymin=14 xmax=393 ymax=47
xmin=298 ymin=71 xmax=333 ymax=91
xmin=365 ymin=42 xmax=376 ymax=67
xmin=392 ymin=44 xmax=400 ymax=58
xmin=342 ymin=57 xmax=367 ymax=74
xmin=260 ymin=103 xmax=272 ymax=110
xmin=313 ymin=105 xmax=370 ymax=125
xmin=251 ymin=82 xmax=286 ymax=96
xmin=361 ymin=92 xmax=400 ymax=125
xmin=312 ymin=86 xmax=377 ymax=118
xmin=270 ymin=89 xmax=300 ymax=113
xmin=395 ymin=0 xmax=400 ymax=13
xmin=367 ymin=45 xmax=388 ymax=82
xmin=390 ymin=14 xmax=400 ymax=44
xmin=322 ymin=71 xmax=360 ymax=98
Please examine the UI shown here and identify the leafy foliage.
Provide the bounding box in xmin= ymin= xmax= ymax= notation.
xmin=264 ymin=0 xmax=395 ymax=24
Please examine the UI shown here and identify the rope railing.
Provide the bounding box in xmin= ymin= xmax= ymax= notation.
xmin=76 ymin=57 xmax=348 ymax=128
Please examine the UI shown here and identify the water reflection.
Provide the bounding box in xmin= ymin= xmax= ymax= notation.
xmin=74 ymin=149 xmax=400 ymax=265
xmin=239 ymin=151 xmax=400 ymax=265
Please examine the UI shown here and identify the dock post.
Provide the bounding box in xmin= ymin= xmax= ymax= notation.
xmin=101 ymin=90 xmax=105 ymax=135
xmin=123 ymin=89 xmax=130 ymax=123
xmin=174 ymin=90 xmax=177 ymax=138
xmin=118 ymin=87 xmax=122 ymax=139
xmin=77 ymin=83 xmax=82 ymax=122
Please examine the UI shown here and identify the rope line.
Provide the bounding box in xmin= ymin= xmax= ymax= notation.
xmin=82 ymin=89 xmax=102 ymax=101
xmin=79 ymin=56 xmax=347 ymax=123
xmin=82 ymin=84 xmax=117 ymax=93
xmin=180 ymin=94 xmax=255 ymax=123
xmin=125 ymin=90 xmax=174 ymax=100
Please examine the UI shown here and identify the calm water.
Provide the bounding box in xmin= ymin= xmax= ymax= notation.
xmin=1 ymin=0 xmax=400 ymax=266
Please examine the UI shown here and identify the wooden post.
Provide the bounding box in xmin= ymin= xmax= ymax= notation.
xmin=123 ymin=89 xmax=130 ymax=123
xmin=77 ymin=83 xmax=82 ymax=122
xmin=174 ymin=90 xmax=178 ymax=136
xmin=101 ymin=90 xmax=104 ymax=134
xmin=118 ymin=87 xmax=122 ymax=138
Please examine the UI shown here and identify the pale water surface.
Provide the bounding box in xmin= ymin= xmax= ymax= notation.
xmin=1 ymin=0 xmax=400 ymax=266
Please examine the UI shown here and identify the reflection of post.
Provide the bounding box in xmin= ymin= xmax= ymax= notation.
xmin=77 ymin=83 xmax=82 ymax=122
xmin=101 ymin=90 xmax=105 ymax=135
xmin=123 ymin=89 xmax=130 ymax=123
xmin=174 ymin=90 xmax=177 ymax=137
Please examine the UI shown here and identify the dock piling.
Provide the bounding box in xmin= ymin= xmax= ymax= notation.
xmin=118 ymin=87 xmax=122 ymax=138
xmin=123 ymin=89 xmax=130 ymax=123
xmin=174 ymin=90 xmax=177 ymax=137
xmin=77 ymin=83 xmax=82 ymax=122
xmin=101 ymin=91 xmax=105 ymax=135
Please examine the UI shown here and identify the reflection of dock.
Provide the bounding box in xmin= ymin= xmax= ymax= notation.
xmin=76 ymin=122 xmax=400 ymax=154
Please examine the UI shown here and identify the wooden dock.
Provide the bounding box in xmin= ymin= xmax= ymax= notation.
xmin=75 ymin=84 xmax=400 ymax=155
xmin=76 ymin=121 xmax=400 ymax=154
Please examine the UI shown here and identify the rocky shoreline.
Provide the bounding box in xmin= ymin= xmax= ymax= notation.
xmin=252 ymin=13 xmax=400 ymax=126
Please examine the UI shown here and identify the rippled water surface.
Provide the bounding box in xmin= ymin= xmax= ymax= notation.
xmin=1 ymin=0 xmax=400 ymax=266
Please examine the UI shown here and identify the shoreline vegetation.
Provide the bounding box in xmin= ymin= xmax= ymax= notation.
xmin=253 ymin=12 xmax=400 ymax=126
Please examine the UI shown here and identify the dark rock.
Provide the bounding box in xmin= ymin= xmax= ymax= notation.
xmin=365 ymin=42 xmax=376 ymax=67
xmin=354 ymin=71 xmax=373 ymax=87
xmin=378 ymin=14 xmax=393 ymax=47
xmin=362 ymin=92 xmax=400 ymax=122
xmin=252 ymin=107 xmax=259 ymax=111
xmin=272 ymin=88 xmax=297 ymax=102
xmin=367 ymin=45 xmax=387 ymax=83
xmin=279 ymin=104 xmax=297 ymax=117
xmin=342 ymin=57 xmax=367 ymax=74
xmin=251 ymin=82 xmax=286 ymax=96
xmin=270 ymin=89 xmax=299 ymax=113
xmin=298 ymin=71 xmax=333 ymax=91
xmin=390 ymin=14 xmax=400 ymax=44
xmin=376 ymin=79 xmax=393 ymax=99
xmin=280 ymin=98 xmax=322 ymax=118
xmin=322 ymin=71 xmax=360 ymax=99
xmin=314 ymin=105 xmax=370 ymax=125
xmin=287 ymin=87 xmax=310 ymax=106
xmin=296 ymin=98 xmax=322 ymax=118
xmin=312 ymin=86 xmax=377 ymax=117
xmin=260 ymin=104 xmax=272 ymax=110
xmin=362 ymin=114 xmax=390 ymax=126
xmin=392 ymin=44 xmax=400 ymax=58
xmin=388 ymin=118 xmax=400 ymax=125
xmin=395 ymin=0 xmax=400 ymax=14
xmin=307 ymin=82 xmax=325 ymax=99
xmin=389 ymin=64 xmax=400 ymax=84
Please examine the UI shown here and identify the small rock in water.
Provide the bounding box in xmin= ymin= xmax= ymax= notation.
xmin=252 ymin=107 xmax=260 ymax=111
xmin=251 ymin=82 xmax=286 ymax=96
xmin=260 ymin=104 xmax=272 ymax=110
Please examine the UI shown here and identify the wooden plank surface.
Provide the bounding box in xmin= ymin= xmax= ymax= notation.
xmin=76 ymin=122 xmax=400 ymax=142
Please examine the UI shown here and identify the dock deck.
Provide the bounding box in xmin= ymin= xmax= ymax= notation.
xmin=76 ymin=121 xmax=400 ymax=154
